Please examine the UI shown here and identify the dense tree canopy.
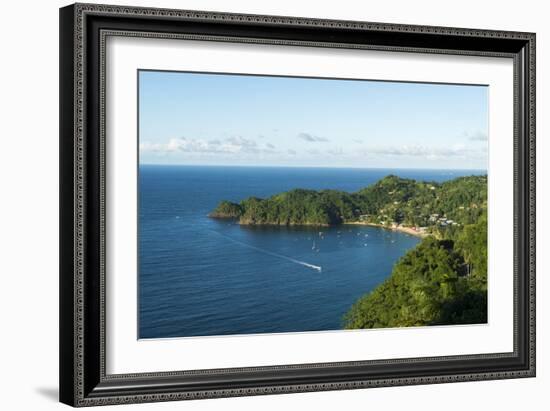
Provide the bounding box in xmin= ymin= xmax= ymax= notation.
xmin=209 ymin=174 xmax=487 ymax=229
xmin=344 ymin=202 xmax=488 ymax=329
xmin=208 ymin=200 xmax=243 ymax=218
xmin=343 ymin=235 xmax=487 ymax=328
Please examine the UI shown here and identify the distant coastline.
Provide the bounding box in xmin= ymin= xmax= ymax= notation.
xmin=211 ymin=217 xmax=428 ymax=238
xmin=209 ymin=174 xmax=487 ymax=235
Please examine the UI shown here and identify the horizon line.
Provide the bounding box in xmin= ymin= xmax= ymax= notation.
xmin=139 ymin=163 xmax=487 ymax=172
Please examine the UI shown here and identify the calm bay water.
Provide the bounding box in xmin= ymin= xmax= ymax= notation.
xmin=139 ymin=166 xmax=484 ymax=339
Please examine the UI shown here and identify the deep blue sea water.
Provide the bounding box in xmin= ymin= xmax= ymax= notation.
xmin=139 ymin=166 xmax=484 ymax=339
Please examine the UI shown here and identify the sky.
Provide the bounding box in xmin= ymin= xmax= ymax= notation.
xmin=138 ymin=70 xmax=488 ymax=170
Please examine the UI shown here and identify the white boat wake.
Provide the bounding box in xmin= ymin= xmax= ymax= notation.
xmin=209 ymin=230 xmax=322 ymax=272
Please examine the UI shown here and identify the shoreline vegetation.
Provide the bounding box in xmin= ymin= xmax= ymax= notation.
xmin=209 ymin=174 xmax=488 ymax=329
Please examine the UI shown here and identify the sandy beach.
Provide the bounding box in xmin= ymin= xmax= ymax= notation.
xmin=343 ymin=221 xmax=429 ymax=238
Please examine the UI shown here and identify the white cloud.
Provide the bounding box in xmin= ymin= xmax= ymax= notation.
xmin=140 ymin=136 xmax=280 ymax=156
xmin=366 ymin=144 xmax=487 ymax=160
xmin=464 ymin=130 xmax=488 ymax=141
xmin=297 ymin=132 xmax=329 ymax=142
xmin=139 ymin=136 xmax=268 ymax=153
xmin=327 ymin=147 xmax=344 ymax=156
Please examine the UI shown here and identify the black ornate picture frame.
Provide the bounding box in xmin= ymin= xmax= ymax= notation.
xmin=59 ymin=3 xmax=535 ymax=407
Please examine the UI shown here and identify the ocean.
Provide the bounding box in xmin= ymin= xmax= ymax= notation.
xmin=138 ymin=165 xmax=484 ymax=339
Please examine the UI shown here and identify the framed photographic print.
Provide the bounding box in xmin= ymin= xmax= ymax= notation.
xmin=59 ymin=3 xmax=536 ymax=407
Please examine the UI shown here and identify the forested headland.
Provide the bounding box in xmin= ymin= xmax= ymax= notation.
xmin=209 ymin=174 xmax=486 ymax=230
